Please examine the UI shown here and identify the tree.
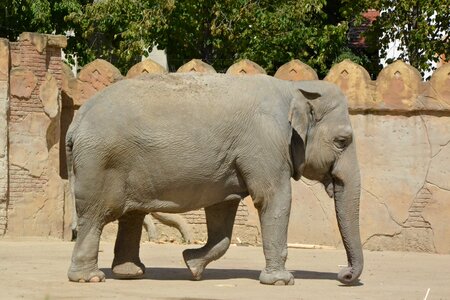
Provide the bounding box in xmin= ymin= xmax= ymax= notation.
xmin=66 ymin=0 xmax=174 ymax=73
xmin=67 ymin=0 xmax=373 ymax=76
xmin=325 ymin=0 xmax=382 ymax=77
xmin=367 ymin=0 xmax=450 ymax=76
xmin=162 ymin=0 xmax=370 ymax=75
xmin=0 ymin=0 xmax=87 ymax=40
xmin=2 ymin=0 xmax=375 ymax=76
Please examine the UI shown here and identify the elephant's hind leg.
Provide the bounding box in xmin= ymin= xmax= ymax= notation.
xmin=183 ymin=199 xmax=240 ymax=280
xmin=151 ymin=212 xmax=193 ymax=243
xmin=68 ymin=214 xmax=106 ymax=283
xmin=112 ymin=211 xmax=146 ymax=279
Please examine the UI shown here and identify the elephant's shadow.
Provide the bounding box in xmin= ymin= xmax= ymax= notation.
xmin=100 ymin=267 xmax=341 ymax=282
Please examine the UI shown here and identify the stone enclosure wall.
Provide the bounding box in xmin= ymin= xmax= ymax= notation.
xmin=0 ymin=33 xmax=67 ymax=237
xmin=0 ymin=33 xmax=449 ymax=254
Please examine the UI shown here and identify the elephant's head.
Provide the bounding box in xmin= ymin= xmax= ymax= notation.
xmin=288 ymin=81 xmax=363 ymax=285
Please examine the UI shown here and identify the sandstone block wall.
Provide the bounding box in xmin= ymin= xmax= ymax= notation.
xmin=0 ymin=39 xmax=9 ymax=235
xmin=292 ymin=60 xmax=450 ymax=254
xmin=1 ymin=32 xmax=449 ymax=254
xmin=4 ymin=33 xmax=67 ymax=238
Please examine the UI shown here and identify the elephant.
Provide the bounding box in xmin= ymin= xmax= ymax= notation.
xmin=66 ymin=73 xmax=363 ymax=286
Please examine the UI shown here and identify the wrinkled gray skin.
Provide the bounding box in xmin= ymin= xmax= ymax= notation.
xmin=71 ymin=211 xmax=193 ymax=243
xmin=66 ymin=73 xmax=363 ymax=285
xmin=71 ymin=191 xmax=193 ymax=243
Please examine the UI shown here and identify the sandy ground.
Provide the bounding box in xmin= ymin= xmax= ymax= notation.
xmin=0 ymin=239 xmax=449 ymax=300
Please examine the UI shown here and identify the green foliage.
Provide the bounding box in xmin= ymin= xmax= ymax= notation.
xmin=1 ymin=0 xmax=377 ymax=76
xmin=66 ymin=0 xmax=174 ymax=73
xmin=367 ymin=0 xmax=450 ymax=76
xmin=66 ymin=0 xmax=375 ymax=75
xmin=162 ymin=0 xmax=358 ymax=75
xmin=333 ymin=48 xmax=370 ymax=66
xmin=0 ymin=0 xmax=86 ymax=39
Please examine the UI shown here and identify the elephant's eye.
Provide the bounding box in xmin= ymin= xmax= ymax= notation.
xmin=333 ymin=136 xmax=350 ymax=150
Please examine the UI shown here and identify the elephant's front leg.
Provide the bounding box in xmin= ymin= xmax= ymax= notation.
xmin=183 ymin=199 xmax=240 ymax=280
xmin=256 ymin=180 xmax=294 ymax=286
xmin=112 ymin=212 xmax=146 ymax=279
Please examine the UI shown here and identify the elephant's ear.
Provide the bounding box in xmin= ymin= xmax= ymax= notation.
xmin=288 ymin=89 xmax=321 ymax=142
xmin=298 ymin=89 xmax=321 ymax=101
xmin=288 ymin=89 xmax=321 ymax=180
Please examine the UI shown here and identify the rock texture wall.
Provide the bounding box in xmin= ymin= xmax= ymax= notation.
xmin=353 ymin=114 xmax=449 ymax=253
xmin=1 ymin=33 xmax=449 ymax=254
xmin=289 ymin=59 xmax=450 ymax=254
xmin=6 ymin=33 xmax=67 ymax=237
xmin=0 ymin=39 xmax=9 ymax=235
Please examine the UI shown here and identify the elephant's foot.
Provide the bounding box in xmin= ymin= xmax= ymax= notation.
xmin=183 ymin=248 xmax=207 ymax=280
xmin=68 ymin=266 xmax=106 ymax=283
xmin=259 ymin=269 xmax=294 ymax=286
xmin=112 ymin=261 xmax=145 ymax=279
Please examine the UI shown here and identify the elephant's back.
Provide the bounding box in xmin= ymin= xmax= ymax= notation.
xmin=74 ymin=73 xmax=282 ymax=134
xmin=69 ymin=73 xmax=291 ymax=200
xmin=70 ymin=73 xmax=288 ymax=161
xmin=80 ymin=72 xmax=283 ymax=109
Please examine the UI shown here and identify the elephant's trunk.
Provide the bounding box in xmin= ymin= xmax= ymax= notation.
xmin=331 ymin=143 xmax=363 ymax=285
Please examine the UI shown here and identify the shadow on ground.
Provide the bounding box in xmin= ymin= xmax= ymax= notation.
xmin=100 ymin=267 xmax=338 ymax=281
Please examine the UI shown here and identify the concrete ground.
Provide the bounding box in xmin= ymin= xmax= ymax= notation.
xmin=0 ymin=239 xmax=449 ymax=300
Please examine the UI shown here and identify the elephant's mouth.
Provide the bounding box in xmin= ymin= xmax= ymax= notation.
xmin=321 ymin=175 xmax=334 ymax=198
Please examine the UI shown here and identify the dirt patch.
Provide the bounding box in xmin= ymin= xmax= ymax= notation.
xmin=0 ymin=238 xmax=448 ymax=299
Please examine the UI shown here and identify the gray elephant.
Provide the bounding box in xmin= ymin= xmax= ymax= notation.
xmin=66 ymin=73 xmax=363 ymax=286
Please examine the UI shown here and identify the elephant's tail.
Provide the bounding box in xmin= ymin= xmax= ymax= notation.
xmin=65 ymin=127 xmax=77 ymax=240
xmin=65 ymin=131 xmax=75 ymax=198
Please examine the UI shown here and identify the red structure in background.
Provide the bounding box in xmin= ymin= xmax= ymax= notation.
xmin=348 ymin=9 xmax=380 ymax=49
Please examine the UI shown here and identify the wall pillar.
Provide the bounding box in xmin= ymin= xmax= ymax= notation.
xmin=6 ymin=33 xmax=67 ymax=237
xmin=0 ymin=39 xmax=9 ymax=235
